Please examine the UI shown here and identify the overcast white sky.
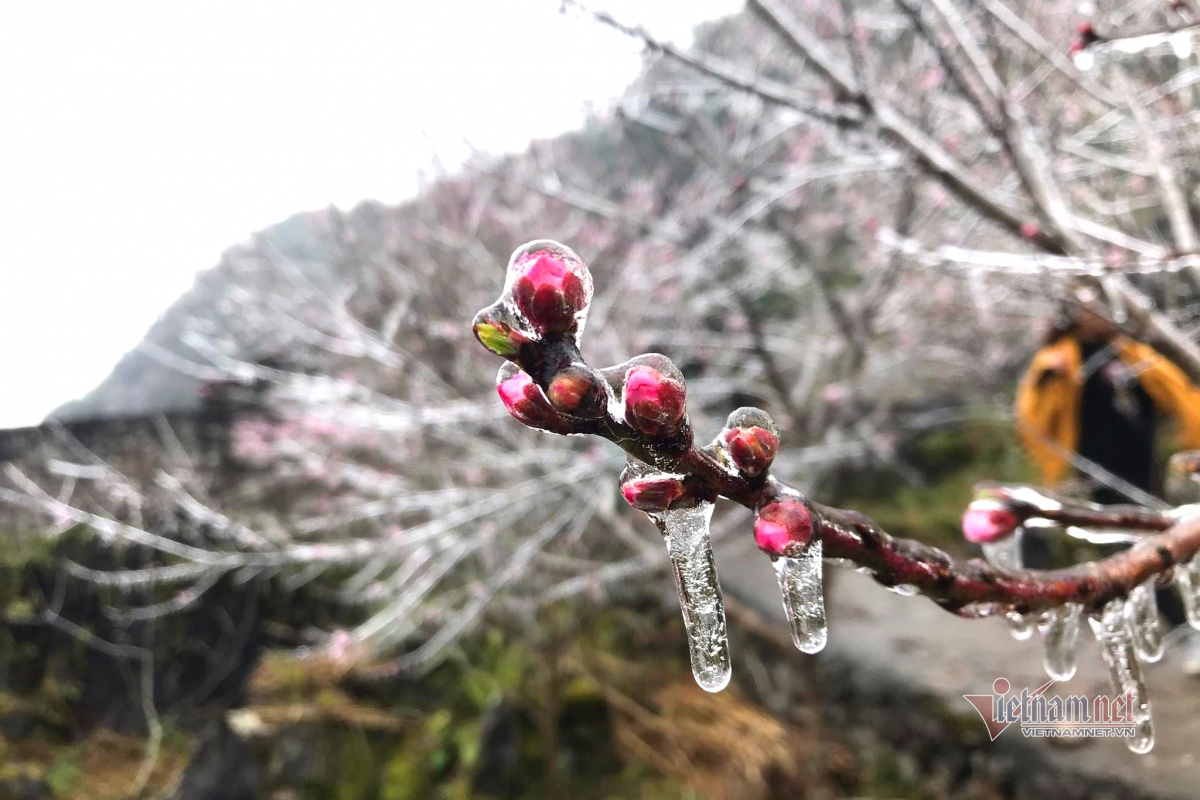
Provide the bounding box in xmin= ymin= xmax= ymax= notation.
xmin=0 ymin=0 xmax=738 ymax=428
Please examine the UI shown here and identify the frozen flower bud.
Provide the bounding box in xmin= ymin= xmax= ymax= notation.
xmin=507 ymin=240 xmax=592 ymax=335
xmin=546 ymin=365 xmax=606 ymax=419
xmin=754 ymin=500 xmax=815 ymax=558
xmin=621 ymin=475 xmax=687 ymax=513
xmin=472 ymin=310 xmax=532 ymax=358
xmin=722 ymin=407 xmax=779 ymax=477
xmin=496 ymin=363 xmax=572 ymax=434
xmin=961 ymin=499 xmax=1020 ymax=544
xmin=622 ymin=359 xmax=687 ymax=437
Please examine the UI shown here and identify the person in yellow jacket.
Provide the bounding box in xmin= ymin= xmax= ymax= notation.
xmin=1015 ymin=301 xmax=1200 ymax=672
xmin=1016 ymin=304 xmax=1200 ymax=502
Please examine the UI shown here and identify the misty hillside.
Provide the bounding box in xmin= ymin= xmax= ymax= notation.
xmin=49 ymin=210 xmax=356 ymax=422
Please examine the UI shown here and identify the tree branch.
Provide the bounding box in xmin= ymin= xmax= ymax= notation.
xmin=472 ymin=241 xmax=1200 ymax=619
xmin=746 ymin=0 xmax=1068 ymax=253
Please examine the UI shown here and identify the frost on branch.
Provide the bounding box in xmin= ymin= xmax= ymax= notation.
xmin=474 ymin=240 xmax=1200 ymax=752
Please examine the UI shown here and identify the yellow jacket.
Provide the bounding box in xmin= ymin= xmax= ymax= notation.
xmin=1015 ymin=336 xmax=1200 ymax=486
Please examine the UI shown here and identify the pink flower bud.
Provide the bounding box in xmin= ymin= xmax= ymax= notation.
xmin=961 ymin=500 xmax=1020 ymax=544
xmin=724 ymin=427 xmax=779 ymax=477
xmin=546 ymin=366 xmax=605 ymax=418
xmin=623 ymin=366 xmax=686 ymax=437
xmin=1020 ymin=221 xmax=1040 ymax=240
xmin=496 ymin=366 xmax=572 ymax=434
xmin=754 ymin=501 xmax=814 ymax=557
xmin=621 ymin=475 xmax=687 ymax=513
xmin=510 ymin=248 xmax=590 ymax=334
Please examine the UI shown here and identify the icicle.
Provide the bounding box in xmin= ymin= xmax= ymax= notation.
xmin=1175 ymin=555 xmax=1200 ymax=630
xmin=774 ymin=539 xmax=827 ymax=654
xmin=1124 ymin=581 xmax=1164 ymax=663
xmin=1038 ymin=603 xmax=1082 ymax=680
xmin=980 ymin=528 xmax=1032 ymax=640
xmin=658 ymin=502 xmax=731 ymax=692
xmin=1089 ymin=600 xmax=1155 ymax=754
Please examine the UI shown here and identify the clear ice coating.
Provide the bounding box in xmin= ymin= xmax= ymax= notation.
xmin=1175 ymin=555 xmax=1200 ymax=630
xmin=655 ymin=502 xmax=731 ymax=692
xmin=502 ymin=239 xmax=594 ymax=346
xmin=1089 ymin=600 xmax=1155 ymax=754
xmin=980 ymin=526 xmax=1024 ymax=571
xmin=981 ymin=529 xmax=1032 ymax=640
xmin=1124 ymin=581 xmax=1164 ymax=663
xmin=1038 ymin=603 xmax=1082 ymax=680
xmin=774 ymin=539 xmax=827 ymax=654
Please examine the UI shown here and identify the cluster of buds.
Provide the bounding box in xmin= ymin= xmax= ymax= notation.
xmin=476 ymin=244 xmax=698 ymax=453
xmin=472 ymin=239 xmax=1200 ymax=739
xmin=474 ymin=240 xmax=791 ymax=542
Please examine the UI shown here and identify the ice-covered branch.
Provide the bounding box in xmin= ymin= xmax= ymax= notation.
xmin=473 ymin=240 xmax=1200 ymax=752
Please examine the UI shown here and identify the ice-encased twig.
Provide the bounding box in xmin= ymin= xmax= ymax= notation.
xmin=1124 ymin=580 xmax=1164 ymax=662
xmin=773 ymin=538 xmax=827 ymax=654
xmin=657 ymin=502 xmax=731 ymax=692
xmin=1038 ymin=602 xmax=1082 ymax=680
xmin=1089 ymin=600 xmax=1155 ymax=754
